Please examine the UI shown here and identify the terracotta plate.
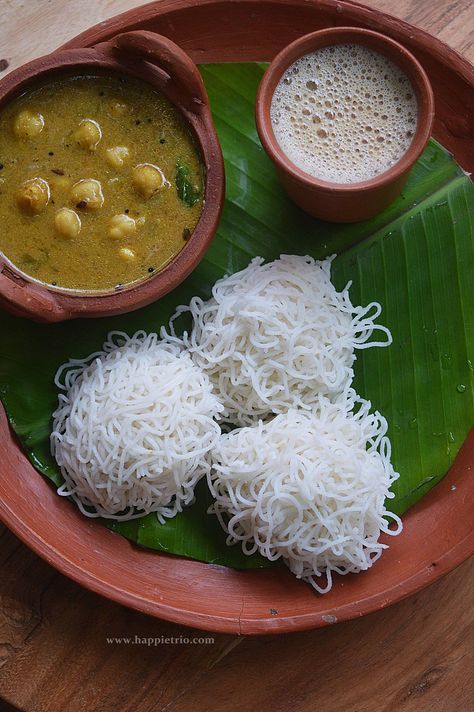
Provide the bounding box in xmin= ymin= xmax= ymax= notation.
xmin=0 ymin=0 xmax=473 ymax=634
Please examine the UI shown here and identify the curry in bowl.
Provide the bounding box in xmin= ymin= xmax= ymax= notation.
xmin=0 ymin=73 xmax=204 ymax=291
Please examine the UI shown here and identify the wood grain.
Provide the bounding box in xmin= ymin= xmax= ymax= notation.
xmin=0 ymin=0 xmax=473 ymax=710
xmin=0 ymin=0 xmax=473 ymax=72
xmin=0 ymin=516 xmax=473 ymax=712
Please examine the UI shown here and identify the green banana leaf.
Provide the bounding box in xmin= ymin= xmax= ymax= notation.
xmin=0 ymin=63 xmax=473 ymax=568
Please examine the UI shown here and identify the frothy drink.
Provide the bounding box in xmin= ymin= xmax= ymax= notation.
xmin=270 ymin=44 xmax=418 ymax=184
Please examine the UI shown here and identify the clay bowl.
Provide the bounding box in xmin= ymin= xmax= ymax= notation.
xmin=0 ymin=30 xmax=224 ymax=322
xmin=0 ymin=0 xmax=473 ymax=635
xmin=256 ymin=27 xmax=435 ymax=222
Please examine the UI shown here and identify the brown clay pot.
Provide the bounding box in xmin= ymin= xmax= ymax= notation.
xmin=0 ymin=31 xmax=225 ymax=321
xmin=256 ymin=27 xmax=435 ymax=222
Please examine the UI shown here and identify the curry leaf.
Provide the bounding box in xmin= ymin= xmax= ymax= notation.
xmin=176 ymin=160 xmax=201 ymax=207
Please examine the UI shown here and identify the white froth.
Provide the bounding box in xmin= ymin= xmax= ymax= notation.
xmin=270 ymin=43 xmax=418 ymax=183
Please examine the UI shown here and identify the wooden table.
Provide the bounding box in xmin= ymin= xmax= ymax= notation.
xmin=0 ymin=1 xmax=473 ymax=710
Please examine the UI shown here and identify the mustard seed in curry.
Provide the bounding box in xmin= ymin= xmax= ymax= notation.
xmin=0 ymin=74 xmax=204 ymax=291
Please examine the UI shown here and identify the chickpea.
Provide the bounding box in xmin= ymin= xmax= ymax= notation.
xmin=70 ymin=179 xmax=104 ymax=211
xmin=105 ymin=146 xmax=130 ymax=170
xmin=16 ymin=177 xmax=50 ymax=215
xmin=13 ymin=110 xmax=44 ymax=139
xmin=108 ymin=100 xmax=128 ymax=117
xmin=73 ymin=119 xmax=102 ymax=151
xmin=108 ymin=214 xmax=136 ymax=240
xmin=118 ymin=247 xmax=136 ymax=261
xmin=55 ymin=208 xmax=81 ymax=238
xmin=132 ymin=163 xmax=164 ymax=200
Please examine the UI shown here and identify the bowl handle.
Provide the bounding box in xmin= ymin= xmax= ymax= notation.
xmin=0 ymin=269 xmax=66 ymax=322
xmin=105 ymin=31 xmax=208 ymax=115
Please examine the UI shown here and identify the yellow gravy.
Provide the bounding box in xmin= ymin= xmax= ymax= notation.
xmin=0 ymin=74 xmax=204 ymax=291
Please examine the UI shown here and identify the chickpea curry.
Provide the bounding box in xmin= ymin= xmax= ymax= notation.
xmin=0 ymin=74 xmax=204 ymax=291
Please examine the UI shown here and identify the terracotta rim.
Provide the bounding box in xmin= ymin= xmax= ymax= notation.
xmin=0 ymin=31 xmax=225 ymax=321
xmin=0 ymin=0 xmax=473 ymax=635
xmin=1 ymin=402 xmax=472 ymax=635
xmin=255 ymin=27 xmax=434 ymax=193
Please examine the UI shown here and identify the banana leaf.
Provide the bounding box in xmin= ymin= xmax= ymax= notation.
xmin=0 ymin=63 xmax=472 ymax=568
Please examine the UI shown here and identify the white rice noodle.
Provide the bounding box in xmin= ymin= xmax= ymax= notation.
xmin=51 ymin=330 xmax=224 ymax=522
xmin=164 ymin=255 xmax=392 ymax=426
xmin=209 ymin=393 xmax=402 ymax=593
